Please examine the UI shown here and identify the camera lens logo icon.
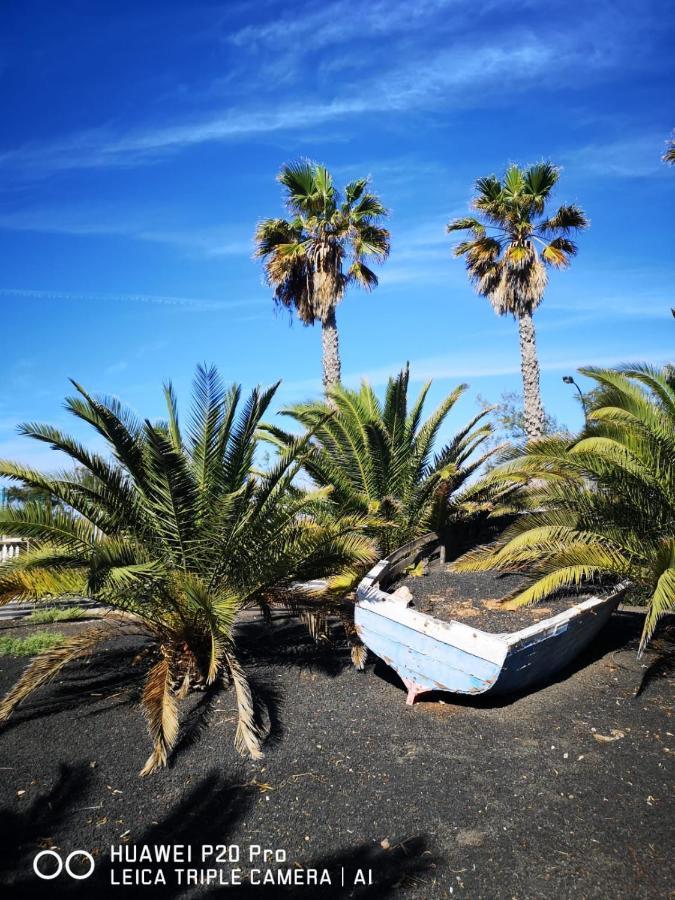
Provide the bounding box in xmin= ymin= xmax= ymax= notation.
xmin=33 ymin=849 xmax=95 ymax=880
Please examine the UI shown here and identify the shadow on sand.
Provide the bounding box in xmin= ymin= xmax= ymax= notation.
xmin=0 ymin=766 xmax=437 ymax=899
xmin=0 ymin=614 xmax=352 ymax=747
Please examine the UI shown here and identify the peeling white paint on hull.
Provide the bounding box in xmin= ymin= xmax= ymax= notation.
xmin=355 ymin=534 xmax=626 ymax=704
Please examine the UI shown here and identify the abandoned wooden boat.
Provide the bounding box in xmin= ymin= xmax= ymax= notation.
xmin=354 ymin=534 xmax=626 ymax=704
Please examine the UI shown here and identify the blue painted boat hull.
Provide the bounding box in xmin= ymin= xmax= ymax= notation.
xmin=355 ymin=534 xmax=626 ymax=703
xmin=489 ymin=595 xmax=621 ymax=695
xmin=355 ymin=605 xmax=504 ymax=696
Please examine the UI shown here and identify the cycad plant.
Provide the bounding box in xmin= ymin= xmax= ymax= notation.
xmin=0 ymin=366 xmax=375 ymax=774
xmin=264 ymin=366 xmax=504 ymax=560
xmin=452 ymin=365 xmax=675 ymax=650
xmin=448 ymin=163 xmax=588 ymax=439
xmin=255 ymin=160 xmax=390 ymax=391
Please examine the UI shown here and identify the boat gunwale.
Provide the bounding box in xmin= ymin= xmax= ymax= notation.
xmin=356 ymin=533 xmax=629 ymax=655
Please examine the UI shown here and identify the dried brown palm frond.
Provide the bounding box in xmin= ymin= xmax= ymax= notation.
xmin=0 ymin=623 xmax=121 ymax=722
xmin=225 ymin=650 xmax=265 ymax=760
xmin=350 ymin=641 xmax=368 ymax=671
xmin=301 ymin=610 xmax=329 ymax=641
xmin=140 ymin=653 xmax=180 ymax=777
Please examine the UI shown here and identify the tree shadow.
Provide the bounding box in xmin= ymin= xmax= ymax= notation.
xmin=1 ymin=766 xmax=437 ymax=899
xmin=204 ymin=835 xmax=437 ymax=898
xmin=634 ymin=621 xmax=674 ymax=697
xmin=0 ymin=763 xmax=93 ymax=889
xmin=237 ymin=616 xmax=354 ymax=679
xmin=0 ymin=642 xmax=148 ymax=736
xmin=170 ymin=673 xmax=286 ymax=759
xmin=0 ymin=613 xmax=358 ymax=780
xmin=373 ymin=609 xmax=668 ymax=710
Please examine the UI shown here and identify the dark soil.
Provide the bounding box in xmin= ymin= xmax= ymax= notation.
xmin=0 ymin=612 xmax=672 ymax=899
xmin=391 ymin=562 xmax=598 ymax=634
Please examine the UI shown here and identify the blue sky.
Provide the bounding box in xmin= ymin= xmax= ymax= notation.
xmin=1 ymin=0 xmax=674 ymax=469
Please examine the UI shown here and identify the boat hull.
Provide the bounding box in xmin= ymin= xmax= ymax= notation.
xmin=355 ymin=534 xmax=626 ymax=703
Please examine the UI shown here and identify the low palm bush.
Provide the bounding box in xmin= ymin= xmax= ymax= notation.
xmin=264 ymin=366 xmax=506 ymax=560
xmin=452 ymin=365 xmax=674 ymax=649
xmin=0 ymin=366 xmax=375 ymax=774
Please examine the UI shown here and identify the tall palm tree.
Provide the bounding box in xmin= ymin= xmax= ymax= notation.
xmin=448 ymin=163 xmax=588 ymax=440
xmin=264 ymin=366 xmax=505 ymax=560
xmin=452 ymin=365 xmax=674 ymax=650
xmin=0 ymin=366 xmax=375 ymax=775
xmin=255 ymin=161 xmax=390 ymax=392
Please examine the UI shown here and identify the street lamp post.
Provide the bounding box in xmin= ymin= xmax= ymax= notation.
xmin=562 ymin=375 xmax=587 ymax=425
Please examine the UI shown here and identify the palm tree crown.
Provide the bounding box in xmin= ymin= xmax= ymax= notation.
xmin=448 ymin=163 xmax=588 ymax=439
xmin=0 ymin=366 xmax=375 ymax=774
xmin=264 ymin=366 xmax=505 ymax=559
xmin=448 ymin=163 xmax=587 ymax=316
xmin=255 ymin=160 xmax=390 ymax=390
xmin=664 ymin=135 xmax=675 ymax=164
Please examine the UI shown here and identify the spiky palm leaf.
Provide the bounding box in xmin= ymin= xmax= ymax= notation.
xmin=0 ymin=365 xmax=376 ymax=774
xmin=263 ymin=365 xmax=506 ymax=558
xmin=452 ymin=365 xmax=675 ymax=651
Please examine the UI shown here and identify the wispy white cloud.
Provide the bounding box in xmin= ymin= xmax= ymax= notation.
xmin=0 ymin=209 xmax=250 ymax=257
xmin=281 ymin=343 xmax=674 ymax=397
xmin=561 ymin=134 xmax=672 ymax=178
xmin=0 ymin=287 xmax=265 ymax=312
xmin=0 ymin=20 xmax=620 ymax=178
xmin=105 ymin=360 xmax=129 ymax=375
xmin=0 ymin=101 xmax=371 ymax=175
xmin=546 ymin=291 xmax=673 ymax=319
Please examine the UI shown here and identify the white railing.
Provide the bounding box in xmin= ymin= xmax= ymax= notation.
xmin=0 ymin=536 xmax=27 ymax=561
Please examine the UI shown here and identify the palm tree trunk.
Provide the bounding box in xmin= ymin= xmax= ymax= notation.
xmin=321 ymin=306 xmax=341 ymax=391
xmin=518 ymin=311 xmax=545 ymax=440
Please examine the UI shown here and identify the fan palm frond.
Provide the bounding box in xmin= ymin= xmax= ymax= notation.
xmin=255 ymin=160 xmax=390 ymax=389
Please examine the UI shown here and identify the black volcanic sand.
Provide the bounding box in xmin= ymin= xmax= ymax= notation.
xmin=391 ymin=562 xmax=597 ymax=634
xmin=0 ymin=611 xmax=672 ymax=899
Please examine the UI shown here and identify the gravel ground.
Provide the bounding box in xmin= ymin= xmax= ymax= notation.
xmin=0 ymin=612 xmax=672 ymax=899
xmin=391 ymin=565 xmax=598 ymax=634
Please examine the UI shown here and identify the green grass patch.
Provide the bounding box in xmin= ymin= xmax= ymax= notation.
xmin=0 ymin=632 xmax=66 ymax=657
xmin=26 ymin=606 xmax=89 ymax=624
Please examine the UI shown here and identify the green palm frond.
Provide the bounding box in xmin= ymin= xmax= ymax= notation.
xmin=452 ymin=365 xmax=675 ymax=650
xmin=271 ymin=368 xmax=502 ymax=556
xmin=0 ymin=367 xmax=377 ymax=772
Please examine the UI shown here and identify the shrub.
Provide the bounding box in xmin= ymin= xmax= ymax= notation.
xmin=26 ymin=606 xmax=88 ymax=624
xmin=265 ymin=365 xmax=507 ymax=560
xmin=0 ymin=632 xmax=66 ymax=657
xmin=0 ymin=366 xmax=375 ymax=774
